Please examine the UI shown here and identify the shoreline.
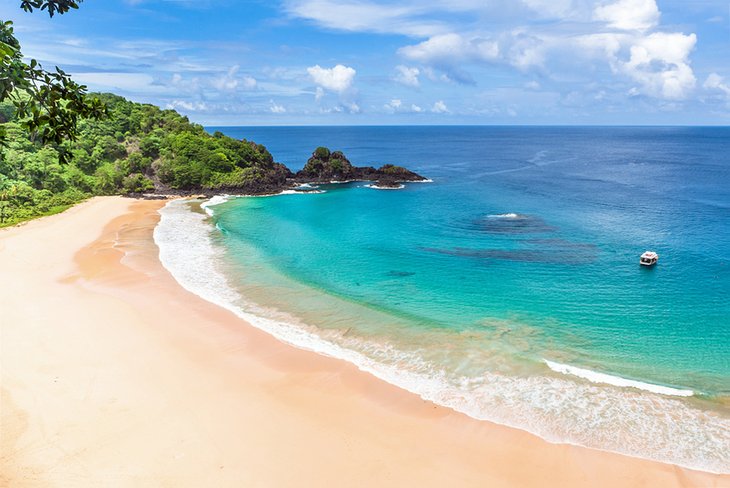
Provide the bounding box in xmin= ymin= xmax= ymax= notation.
xmin=1 ymin=197 xmax=728 ymax=487
xmin=164 ymin=197 xmax=730 ymax=474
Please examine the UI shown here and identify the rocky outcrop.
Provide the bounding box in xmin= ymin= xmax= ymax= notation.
xmin=296 ymin=147 xmax=356 ymax=181
xmin=294 ymin=147 xmax=426 ymax=185
xmin=140 ymin=147 xmax=426 ymax=197
xmin=209 ymin=162 xmax=294 ymax=195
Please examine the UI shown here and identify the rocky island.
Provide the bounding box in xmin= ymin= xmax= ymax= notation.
xmin=293 ymin=146 xmax=427 ymax=189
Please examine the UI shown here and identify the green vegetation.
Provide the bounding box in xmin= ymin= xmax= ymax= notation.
xmin=379 ymin=164 xmax=410 ymax=176
xmin=300 ymin=147 xmax=355 ymax=180
xmin=2 ymin=2 xmax=107 ymax=159
xmin=0 ymin=93 xmax=290 ymax=227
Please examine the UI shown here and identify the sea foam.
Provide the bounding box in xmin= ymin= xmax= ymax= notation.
xmin=488 ymin=213 xmax=520 ymax=219
xmin=545 ymin=360 xmax=694 ymax=397
xmin=200 ymin=195 xmax=231 ymax=216
xmin=364 ymin=184 xmax=405 ymax=190
xmin=154 ymin=199 xmax=730 ymax=474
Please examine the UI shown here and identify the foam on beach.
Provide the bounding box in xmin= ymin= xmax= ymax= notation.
xmin=154 ymin=199 xmax=730 ymax=475
xmin=200 ymin=195 xmax=231 ymax=216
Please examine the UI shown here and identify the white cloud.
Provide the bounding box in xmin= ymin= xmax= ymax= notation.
xmin=384 ymin=98 xmax=435 ymax=114
xmin=593 ymin=0 xmax=660 ymax=31
xmin=431 ymin=100 xmax=448 ymax=113
xmin=384 ymin=99 xmax=403 ymax=112
xmin=505 ymin=31 xmax=546 ymax=70
xmin=287 ymin=0 xmax=697 ymax=104
xmin=269 ymin=100 xmax=286 ymax=113
xmin=521 ymin=0 xmax=576 ymax=19
xmin=617 ymin=32 xmax=697 ymax=99
xmin=393 ymin=65 xmax=420 ymax=87
xmin=575 ymin=30 xmax=697 ymax=100
xmin=166 ymin=100 xmax=209 ymax=112
xmin=241 ymin=76 xmax=258 ymax=90
xmin=400 ymin=33 xmax=499 ymax=65
xmin=400 ymin=30 xmax=549 ymax=81
xmin=284 ymin=0 xmax=447 ymax=37
xmin=212 ymin=65 xmax=257 ymax=91
xmin=213 ymin=70 xmax=238 ymax=91
xmin=321 ymin=102 xmax=361 ymax=114
xmin=394 ymin=2 xmax=695 ymax=101
xmin=72 ymin=72 xmax=157 ymax=92
xmin=399 ymin=33 xmax=499 ymax=83
xmin=307 ymin=64 xmax=356 ymax=93
xmin=704 ymin=73 xmax=730 ymax=98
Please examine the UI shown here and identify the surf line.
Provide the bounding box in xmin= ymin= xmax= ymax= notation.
xmin=544 ymin=359 xmax=694 ymax=397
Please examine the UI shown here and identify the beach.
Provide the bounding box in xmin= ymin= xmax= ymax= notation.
xmin=1 ymin=196 xmax=728 ymax=487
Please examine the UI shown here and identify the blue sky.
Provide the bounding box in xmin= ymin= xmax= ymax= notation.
xmin=2 ymin=0 xmax=729 ymax=125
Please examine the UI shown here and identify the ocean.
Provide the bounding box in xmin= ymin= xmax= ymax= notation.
xmin=154 ymin=126 xmax=730 ymax=473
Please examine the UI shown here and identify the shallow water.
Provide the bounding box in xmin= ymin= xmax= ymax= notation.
xmin=156 ymin=126 xmax=730 ymax=472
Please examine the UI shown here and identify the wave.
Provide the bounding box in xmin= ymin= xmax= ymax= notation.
xmin=281 ymin=189 xmax=326 ymax=195
xmin=153 ymin=199 xmax=730 ymax=474
xmin=545 ymin=360 xmax=694 ymax=397
xmin=364 ymin=184 xmax=405 ymax=190
xmin=488 ymin=213 xmax=520 ymax=219
xmin=199 ymin=190 xmax=326 ymax=208
xmin=200 ymin=194 xmax=231 ymax=216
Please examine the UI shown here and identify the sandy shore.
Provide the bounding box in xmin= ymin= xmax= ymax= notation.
xmin=1 ymin=196 xmax=727 ymax=487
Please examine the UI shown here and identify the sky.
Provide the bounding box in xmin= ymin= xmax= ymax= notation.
xmin=2 ymin=0 xmax=730 ymax=125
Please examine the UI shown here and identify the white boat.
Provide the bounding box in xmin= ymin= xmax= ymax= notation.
xmin=640 ymin=251 xmax=659 ymax=266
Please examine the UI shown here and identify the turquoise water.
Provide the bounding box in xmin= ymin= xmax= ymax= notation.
xmin=156 ymin=126 xmax=730 ymax=472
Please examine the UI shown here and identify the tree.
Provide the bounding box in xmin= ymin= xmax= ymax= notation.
xmin=0 ymin=0 xmax=107 ymax=162
xmin=20 ymin=1 xmax=82 ymax=17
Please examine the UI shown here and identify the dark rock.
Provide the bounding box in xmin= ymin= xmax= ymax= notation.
xmin=375 ymin=164 xmax=424 ymax=181
xmin=293 ymin=147 xmax=427 ymax=185
xmin=373 ymin=176 xmax=403 ymax=188
xmin=141 ymin=147 xmax=427 ymax=198
xmin=296 ymin=147 xmax=356 ymax=182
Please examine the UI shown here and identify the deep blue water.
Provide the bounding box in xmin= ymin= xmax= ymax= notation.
xmin=163 ymin=126 xmax=730 ymax=471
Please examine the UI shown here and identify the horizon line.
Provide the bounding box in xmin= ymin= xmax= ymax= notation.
xmin=203 ymin=123 xmax=730 ymax=128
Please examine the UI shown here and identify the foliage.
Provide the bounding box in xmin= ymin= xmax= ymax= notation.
xmin=300 ymin=146 xmax=354 ymax=179
xmin=314 ymin=146 xmax=330 ymax=159
xmin=380 ymin=164 xmax=408 ymax=175
xmin=20 ymin=1 xmax=83 ymax=17
xmin=1 ymin=1 xmax=107 ymax=162
xmin=0 ymin=93 xmax=288 ymax=226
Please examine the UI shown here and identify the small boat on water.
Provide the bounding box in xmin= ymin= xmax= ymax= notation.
xmin=640 ymin=251 xmax=659 ymax=266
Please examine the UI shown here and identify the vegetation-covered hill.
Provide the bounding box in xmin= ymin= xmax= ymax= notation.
xmin=0 ymin=93 xmax=426 ymax=227
xmin=0 ymin=93 xmax=290 ymax=226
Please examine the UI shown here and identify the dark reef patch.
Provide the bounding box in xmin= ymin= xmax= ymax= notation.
xmin=475 ymin=213 xmax=556 ymax=235
xmin=422 ymin=245 xmax=597 ymax=264
xmin=386 ymin=270 xmax=416 ymax=277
